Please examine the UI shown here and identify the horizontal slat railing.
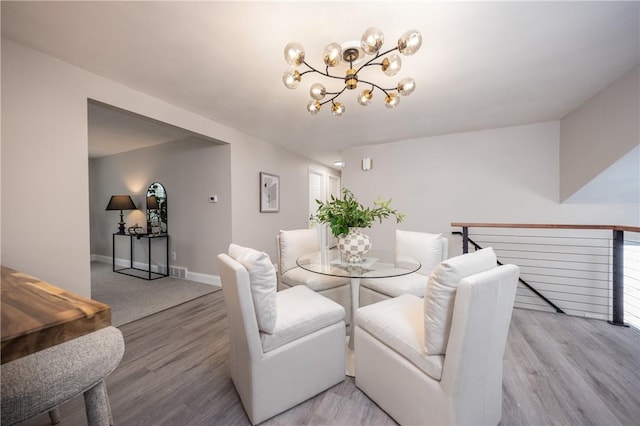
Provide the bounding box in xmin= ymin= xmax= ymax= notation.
xmin=451 ymin=231 xmax=565 ymax=313
xmin=451 ymin=223 xmax=640 ymax=232
xmin=451 ymin=223 xmax=640 ymax=328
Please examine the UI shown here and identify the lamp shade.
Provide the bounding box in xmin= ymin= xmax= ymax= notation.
xmin=106 ymin=195 xmax=137 ymax=211
xmin=146 ymin=196 xmax=159 ymax=210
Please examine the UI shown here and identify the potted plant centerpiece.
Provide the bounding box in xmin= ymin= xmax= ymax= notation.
xmin=312 ymin=188 xmax=405 ymax=263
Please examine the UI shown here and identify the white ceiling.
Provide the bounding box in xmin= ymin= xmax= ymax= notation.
xmin=2 ymin=1 xmax=639 ymax=167
xmin=87 ymin=101 xmax=207 ymax=158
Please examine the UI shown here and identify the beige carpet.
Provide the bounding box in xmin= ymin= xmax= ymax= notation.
xmin=91 ymin=261 xmax=219 ymax=326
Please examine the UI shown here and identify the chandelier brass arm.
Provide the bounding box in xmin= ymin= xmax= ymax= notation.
xmin=354 ymin=46 xmax=398 ymax=74
xmin=283 ymin=27 xmax=422 ymax=116
xmin=299 ymin=63 xmax=345 ymax=81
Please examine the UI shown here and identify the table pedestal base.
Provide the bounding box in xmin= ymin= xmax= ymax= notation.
xmin=346 ymin=337 xmax=355 ymax=377
xmin=346 ymin=277 xmax=360 ymax=376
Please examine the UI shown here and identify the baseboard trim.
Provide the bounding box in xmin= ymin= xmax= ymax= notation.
xmin=187 ymin=271 xmax=221 ymax=287
xmin=91 ymin=255 xmax=221 ymax=287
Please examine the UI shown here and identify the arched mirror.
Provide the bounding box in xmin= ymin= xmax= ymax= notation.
xmin=146 ymin=182 xmax=167 ymax=234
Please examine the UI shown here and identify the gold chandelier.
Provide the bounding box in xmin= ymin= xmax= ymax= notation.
xmin=282 ymin=27 xmax=422 ymax=116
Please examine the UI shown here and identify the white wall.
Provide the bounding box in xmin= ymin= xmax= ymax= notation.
xmin=89 ymin=137 xmax=231 ymax=277
xmin=1 ymin=38 xmax=338 ymax=296
xmin=2 ymin=38 xmax=92 ymax=296
xmin=230 ymin=136 xmax=339 ymax=262
xmin=341 ymin=121 xmax=639 ymax=257
xmin=560 ymin=66 xmax=639 ymax=201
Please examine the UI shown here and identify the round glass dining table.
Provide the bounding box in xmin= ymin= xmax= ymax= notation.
xmin=296 ymin=249 xmax=421 ymax=347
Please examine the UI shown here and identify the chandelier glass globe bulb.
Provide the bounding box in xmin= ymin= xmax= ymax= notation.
xmin=361 ymin=27 xmax=384 ymax=55
xmin=307 ymin=100 xmax=321 ymax=115
xmin=323 ymin=43 xmax=342 ymax=67
xmin=397 ymin=30 xmax=422 ymax=56
xmin=357 ymin=89 xmax=373 ymax=106
xmin=384 ymin=93 xmax=400 ymax=108
xmin=398 ymin=77 xmax=416 ymax=96
xmin=331 ymin=102 xmax=345 ymax=116
xmin=282 ymin=68 xmax=301 ymax=89
xmin=284 ymin=42 xmax=305 ymax=66
xmin=382 ymin=54 xmax=402 ymax=76
xmin=310 ymin=83 xmax=327 ymax=100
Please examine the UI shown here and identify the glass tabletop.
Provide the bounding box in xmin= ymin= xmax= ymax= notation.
xmin=296 ymin=249 xmax=421 ymax=279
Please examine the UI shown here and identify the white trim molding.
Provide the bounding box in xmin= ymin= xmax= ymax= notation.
xmin=91 ymin=255 xmax=221 ymax=287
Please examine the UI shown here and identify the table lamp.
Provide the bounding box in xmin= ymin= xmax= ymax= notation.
xmin=106 ymin=195 xmax=137 ymax=234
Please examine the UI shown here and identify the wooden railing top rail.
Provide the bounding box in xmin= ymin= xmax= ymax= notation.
xmin=451 ymin=222 xmax=640 ymax=233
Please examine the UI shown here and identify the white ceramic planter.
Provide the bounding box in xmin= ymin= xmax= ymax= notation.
xmin=337 ymin=227 xmax=372 ymax=263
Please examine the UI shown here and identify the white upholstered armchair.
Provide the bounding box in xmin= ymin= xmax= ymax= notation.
xmin=355 ymin=248 xmax=519 ymax=425
xmin=276 ymin=228 xmax=352 ymax=321
xmin=360 ymin=230 xmax=449 ymax=306
xmin=217 ymin=245 xmax=346 ymax=425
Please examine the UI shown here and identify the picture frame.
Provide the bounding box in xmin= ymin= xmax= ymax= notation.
xmin=260 ymin=172 xmax=280 ymax=213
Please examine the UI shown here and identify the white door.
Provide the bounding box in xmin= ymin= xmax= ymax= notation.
xmin=328 ymin=174 xmax=341 ymax=199
xmin=308 ymin=168 xmax=325 ymax=224
xmin=309 ymin=168 xmax=329 ymax=249
xmin=327 ymin=175 xmax=341 ymax=247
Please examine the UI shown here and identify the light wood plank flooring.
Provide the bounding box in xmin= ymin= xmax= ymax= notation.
xmin=21 ymin=292 xmax=640 ymax=425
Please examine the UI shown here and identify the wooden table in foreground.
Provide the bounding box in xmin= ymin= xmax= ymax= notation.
xmin=1 ymin=266 xmax=111 ymax=364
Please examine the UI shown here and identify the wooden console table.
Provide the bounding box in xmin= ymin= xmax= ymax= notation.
xmin=1 ymin=266 xmax=111 ymax=364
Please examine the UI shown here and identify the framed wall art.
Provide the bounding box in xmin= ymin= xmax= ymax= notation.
xmin=260 ymin=172 xmax=280 ymax=213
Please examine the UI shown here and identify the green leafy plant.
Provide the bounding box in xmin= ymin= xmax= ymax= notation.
xmin=311 ymin=188 xmax=406 ymax=238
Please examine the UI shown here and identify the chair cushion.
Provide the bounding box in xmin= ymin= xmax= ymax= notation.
xmin=356 ymin=294 xmax=444 ymax=380
xmin=424 ymin=247 xmax=497 ymax=354
xmin=279 ymin=229 xmax=318 ymax=273
xmin=281 ymin=267 xmax=349 ymax=291
xmin=260 ymin=285 xmax=345 ymax=352
xmin=360 ymin=272 xmax=427 ymax=298
xmin=229 ymin=244 xmax=277 ymax=334
xmin=396 ymin=230 xmax=445 ymax=276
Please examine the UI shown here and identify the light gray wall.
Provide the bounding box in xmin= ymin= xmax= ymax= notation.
xmin=230 ymin=137 xmax=339 ymax=262
xmin=560 ymin=66 xmax=639 ymax=201
xmin=3 ymin=38 xmax=92 ymax=295
xmin=341 ymin=121 xmax=639 ymax=256
xmin=89 ymin=137 xmax=231 ymax=276
xmin=1 ymin=38 xmax=338 ymax=296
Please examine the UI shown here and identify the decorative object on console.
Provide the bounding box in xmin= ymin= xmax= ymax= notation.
xmin=127 ymin=224 xmax=146 ymax=235
xmin=311 ymin=187 xmax=405 ymax=263
xmin=283 ymin=27 xmax=422 ymax=116
xmin=260 ymin=172 xmax=280 ymax=213
xmin=106 ymin=195 xmax=137 ymax=235
xmin=146 ymin=182 xmax=167 ymax=234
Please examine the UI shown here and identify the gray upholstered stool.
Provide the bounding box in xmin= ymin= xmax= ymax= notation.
xmin=1 ymin=326 xmax=125 ymax=426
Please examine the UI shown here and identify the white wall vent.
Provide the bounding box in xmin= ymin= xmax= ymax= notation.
xmin=170 ymin=266 xmax=187 ymax=279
